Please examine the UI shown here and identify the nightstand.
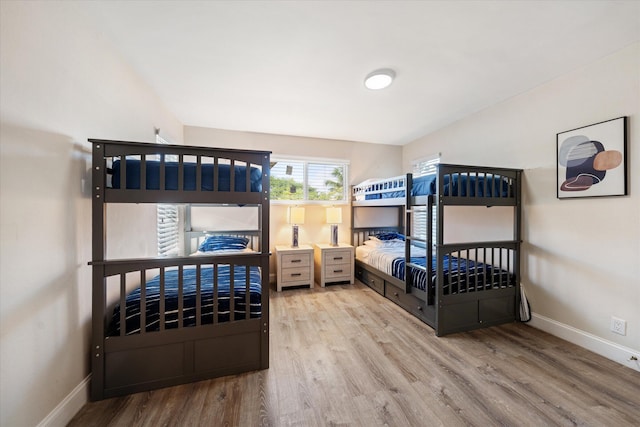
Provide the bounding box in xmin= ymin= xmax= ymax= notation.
xmin=313 ymin=243 xmax=354 ymax=287
xmin=275 ymin=245 xmax=314 ymax=292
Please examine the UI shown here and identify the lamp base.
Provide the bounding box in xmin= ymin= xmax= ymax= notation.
xmin=292 ymin=225 xmax=299 ymax=247
xmin=330 ymin=224 xmax=338 ymax=246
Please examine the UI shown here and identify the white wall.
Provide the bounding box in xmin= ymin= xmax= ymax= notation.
xmin=403 ymin=43 xmax=640 ymax=369
xmin=0 ymin=2 xmax=183 ymax=426
xmin=185 ymin=126 xmax=403 ymax=277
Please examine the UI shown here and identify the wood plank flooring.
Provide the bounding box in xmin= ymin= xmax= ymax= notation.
xmin=68 ymin=281 xmax=640 ymax=426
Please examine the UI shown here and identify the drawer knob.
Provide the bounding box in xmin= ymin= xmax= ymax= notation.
xmin=417 ymin=306 xmax=423 ymax=311
xmin=333 ymin=269 xmax=343 ymax=273
xmin=333 ymin=256 xmax=343 ymax=260
xmin=394 ymin=292 xmax=399 ymax=297
xmin=291 ymin=273 xmax=302 ymax=277
xmin=291 ymin=259 xmax=302 ymax=263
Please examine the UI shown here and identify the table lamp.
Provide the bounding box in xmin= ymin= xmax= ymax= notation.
xmin=326 ymin=206 xmax=342 ymax=246
xmin=287 ymin=206 xmax=305 ymax=247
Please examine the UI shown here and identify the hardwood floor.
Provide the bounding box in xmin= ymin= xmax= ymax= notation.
xmin=68 ymin=281 xmax=640 ymax=426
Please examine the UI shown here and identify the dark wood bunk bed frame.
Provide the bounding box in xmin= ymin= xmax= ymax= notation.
xmin=352 ymin=164 xmax=523 ymax=336
xmin=89 ymin=139 xmax=271 ymax=400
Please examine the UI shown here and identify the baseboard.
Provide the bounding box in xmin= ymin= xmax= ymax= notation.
xmin=37 ymin=375 xmax=90 ymax=427
xmin=529 ymin=313 xmax=640 ymax=372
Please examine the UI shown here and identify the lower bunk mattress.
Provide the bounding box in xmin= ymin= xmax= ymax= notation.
xmin=107 ymin=265 xmax=262 ymax=336
xmin=356 ymin=245 xmax=515 ymax=296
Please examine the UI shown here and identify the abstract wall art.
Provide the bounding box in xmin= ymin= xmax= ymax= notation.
xmin=557 ymin=116 xmax=627 ymax=199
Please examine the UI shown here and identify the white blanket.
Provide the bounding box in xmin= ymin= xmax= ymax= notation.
xmin=357 ymin=245 xmax=429 ymax=276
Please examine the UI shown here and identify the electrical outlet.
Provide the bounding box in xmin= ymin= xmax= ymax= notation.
xmin=611 ymin=316 xmax=626 ymax=336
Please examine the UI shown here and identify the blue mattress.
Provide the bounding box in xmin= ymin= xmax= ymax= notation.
xmin=365 ymin=174 xmax=511 ymax=199
xmin=111 ymin=159 xmax=263 ymax=192
xmin=108 ymin=265 xmax=262 ymax=336
xmin=391 ymin=255 xmax=514 ymax=295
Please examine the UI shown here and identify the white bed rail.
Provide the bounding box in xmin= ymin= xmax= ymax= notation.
xmin=352 ymin=175 xmax=407 ymax=201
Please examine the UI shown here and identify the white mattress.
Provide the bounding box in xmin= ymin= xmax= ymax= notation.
xmin=356 ymin=244 xmax=427 ymax=277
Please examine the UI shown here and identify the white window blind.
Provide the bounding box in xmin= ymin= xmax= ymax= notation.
xmin=157 ymin=204 xmax=179 ymax=256
xmin=155 ymin=131 xmax=180 ymax=256
xmin=307 ymin=162 xmax=346 ymax=201
xmin=412 ymin=155 xmax=440 ymax=246
xmin=270 ymin=158 xmax=348 ymax=203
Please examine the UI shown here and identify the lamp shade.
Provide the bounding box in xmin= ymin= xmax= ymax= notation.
xmin=326 ymin=207 xmax=342 ymax=224
xmin=287 ymin=206 xmax=305 ymax=224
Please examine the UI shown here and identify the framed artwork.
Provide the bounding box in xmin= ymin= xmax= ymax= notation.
xmin=557 ymin=116 xmax=627 ymax=199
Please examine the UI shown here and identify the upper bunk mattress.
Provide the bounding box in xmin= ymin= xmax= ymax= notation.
xmin=365 ymin=173 xmax=511 ymax=199
xmin=111 ymin=159 xmax=263 ymax=192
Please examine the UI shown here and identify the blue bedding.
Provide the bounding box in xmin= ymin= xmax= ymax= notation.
xmin=107 ymin=265 xmax=262 ymax=336
xmin=365 ymin=174 xmax=511 ymax=199
xmin=111 ymin=159 xmax=263 ymax=192
xmin=391 ymin=255 xmax=514 ymax=295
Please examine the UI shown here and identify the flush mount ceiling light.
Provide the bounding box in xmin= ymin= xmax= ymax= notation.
xmin=364 ymin=68 xmax=395 ymax=90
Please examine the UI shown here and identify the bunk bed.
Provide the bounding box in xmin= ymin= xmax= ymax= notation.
xmin=89 ymin=139 xmax=270 ymax=400
xmin=352 ymin=164 xmax=522 ymax=336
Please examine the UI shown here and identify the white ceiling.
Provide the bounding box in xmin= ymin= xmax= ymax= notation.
xmin=82 ymin=1 xmax=639 ymax=145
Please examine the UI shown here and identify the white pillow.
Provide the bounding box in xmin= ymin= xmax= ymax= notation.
xmin=364 ymin=239 xmax=404 ymax=247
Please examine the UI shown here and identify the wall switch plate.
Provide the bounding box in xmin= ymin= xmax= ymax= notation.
xmin=611 ymin=316 xmax=627 ymax=336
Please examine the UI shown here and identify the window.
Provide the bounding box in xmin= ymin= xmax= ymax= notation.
xmin=157 ymin=204 xmax=179 ymax=256
xmin=270 ymin=158 xmax=348 ymax=203
xmin=155 ymin=131 xmax=180 ymax=256
xmin=412 ymin=154 xmax=440 ymax=246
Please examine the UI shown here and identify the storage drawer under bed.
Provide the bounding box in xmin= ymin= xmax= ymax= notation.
xmin=358 ymin=267 xmax=384 ymax=295
xmin=385 ymin=285 xmax=432 ymax=324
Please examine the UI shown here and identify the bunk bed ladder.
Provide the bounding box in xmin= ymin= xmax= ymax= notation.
xmin=435 ymin=164 xmax=446 ymax=335
xmin=404 ymin=173 xmax=413 ymax=293
xmin=404 ymin=174 xmax=434 ymax=304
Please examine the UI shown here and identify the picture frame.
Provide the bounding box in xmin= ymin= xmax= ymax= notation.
xmin=556 ymin=116 xmax=627 ymax=199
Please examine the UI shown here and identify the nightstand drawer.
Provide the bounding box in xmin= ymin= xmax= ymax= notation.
xmin=281 ymin=253 xmax=311 ymax=268
xmin=325 ymin=263 xmax=352 ymax=280
xmin=324 ymin=250 xmax=351 ymax=265
xmin=280 ymin=267 xmax=311 ymax=283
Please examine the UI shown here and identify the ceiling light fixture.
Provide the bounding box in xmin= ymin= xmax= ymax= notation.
xmin=364 ymin=68 xmax=395 ymax=90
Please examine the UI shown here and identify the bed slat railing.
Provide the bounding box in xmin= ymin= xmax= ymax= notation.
xmin=177 ymin=265 xmax=184 ymax=328
xmin=119 ymin=275 xmax=126 ymax=337
xmin=195 ymin=265 xmax=201 ymax=327
xmin=140 ymin=270 xmax=147 ymax=335
xmin=159 ymin=268 xmax=166 ymax=331
xmin=195 ymin=157 xmax=202 ymax=192
xmin=352 ymin=175 xmax=407 ymax=200
xmin=245 ymin=267 xmax=251 ymax=320
xmin=91 ymin=139 xmax=269 ymax=205
xmin=436 ymin=164 xmax=519 ymax=206
xmin=229 ymin=266 xmax=235 ymax=322
xmin=213 ymin=264 xmax=219 ymax=325
xmin=94 ymin=254 xmax=268 ymax=336
xmin=435 ymin=241 xmax=517 ymax=298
